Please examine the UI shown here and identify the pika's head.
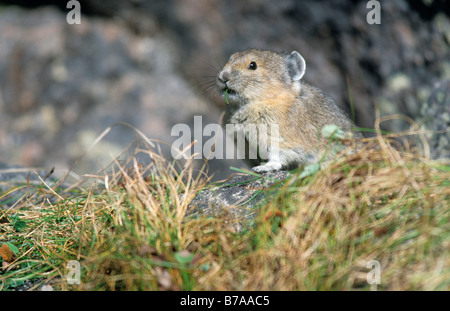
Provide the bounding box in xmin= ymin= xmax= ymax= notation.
xmin=217 ymin=49 xmax=306 ymax=105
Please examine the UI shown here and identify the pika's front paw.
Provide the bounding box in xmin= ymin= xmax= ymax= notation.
xmin=252 ymin=162 xmax=282 ymax=173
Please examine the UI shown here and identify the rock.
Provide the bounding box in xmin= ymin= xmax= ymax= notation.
xmin=420 ymin=80 xmax=450 ymax=160
xmin=188 ymin=170 xmax=291 ymax=231
xmin=0 ymin=162 xmax=53 ymax=209
xmin=0 ymin=6 xmax=244 ymax=181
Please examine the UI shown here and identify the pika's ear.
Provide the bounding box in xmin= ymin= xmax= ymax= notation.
xmin=285 ymin=51 xmax=306 ymax=81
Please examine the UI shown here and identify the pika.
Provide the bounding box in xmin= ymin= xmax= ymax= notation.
xmin=217 ymin=49 xmax=360 ymax=172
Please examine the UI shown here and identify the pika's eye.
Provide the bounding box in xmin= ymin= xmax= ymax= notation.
xmin=248 ymin=61 xmax=257 ymax=70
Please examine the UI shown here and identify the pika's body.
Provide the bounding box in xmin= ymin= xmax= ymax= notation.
xmin=217 ymin=49 xmax=359 ymax=172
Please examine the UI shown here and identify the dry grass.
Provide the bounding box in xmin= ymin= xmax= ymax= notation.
xmin=0 ymin=130 xmax=448 ymax=291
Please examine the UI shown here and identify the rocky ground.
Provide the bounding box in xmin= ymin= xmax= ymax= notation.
xmin=188 ymin=170 xmax=292 ymax=232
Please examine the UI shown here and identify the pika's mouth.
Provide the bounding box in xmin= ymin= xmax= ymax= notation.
xmin=217 ymin=77 xmax=238 ymax=100
xmin=224 ymin=87 xmax=237 ymax=96
xmin=219 ymin=86 xmax=238 ymax=105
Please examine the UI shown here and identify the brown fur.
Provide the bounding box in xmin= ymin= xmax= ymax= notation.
xmin=217 ymin=49 xmax=360 ymax=171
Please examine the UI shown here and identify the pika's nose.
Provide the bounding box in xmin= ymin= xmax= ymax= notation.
xmin=218 ymin=70 xmax=231 ymax=83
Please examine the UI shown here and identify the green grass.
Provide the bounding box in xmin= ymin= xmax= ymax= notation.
xmin=0 ymin=133 xmax=449 ymax=291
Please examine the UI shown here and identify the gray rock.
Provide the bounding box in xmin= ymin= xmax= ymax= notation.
xmin=420 ymin=80 xmax=450 ymax=160
xmin=0 ymin=162 xmax=53 ymax=209
xmin=188 ymin=170 xmax=291 ymax=231
xmin=0 ymin=6 xmax=244 ymax=182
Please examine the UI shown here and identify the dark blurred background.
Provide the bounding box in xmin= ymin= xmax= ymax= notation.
xmin=0 ymin=0 xmax=448 ymax=182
